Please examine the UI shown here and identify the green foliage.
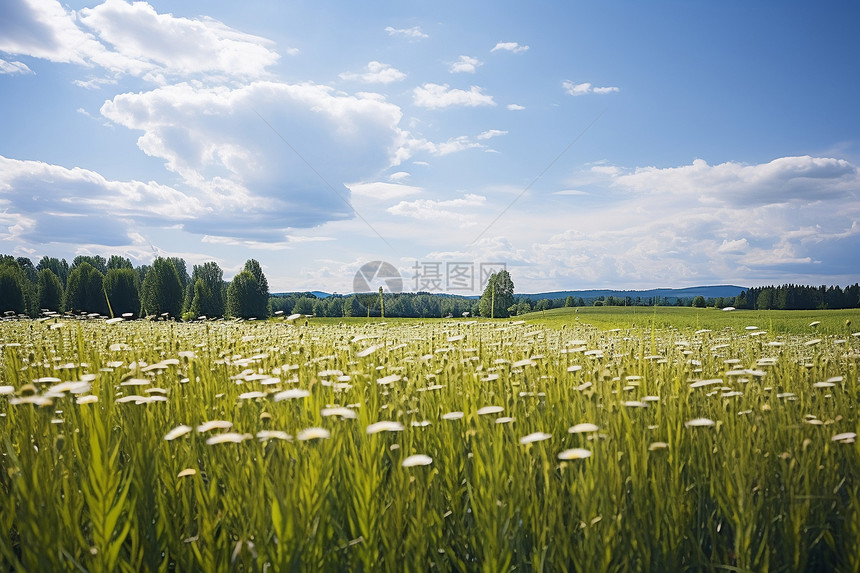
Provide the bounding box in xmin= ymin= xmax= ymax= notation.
xmin=37 ymin=268 xmax=63 ymax=313
xmin=692 ymin=295 xmax=706 ymax=308
xmin=37 ymin=256 xmax=69 ymax=287
xmin=186 ymin=262 xmax=225 ymax=317
xmin=104 ymin=268 xmax=140 ymax=318
xmin=479 ymin=270 xmax=514 ymax=318
xmin=226 ymin=271 xmax=267 ymax=319
xmin=64 ymin=262 xmax=108 ymax=315
xmin=72 ymin=255 xmax=107 ymax=275
xmin=107 ymin=255 xmax=133 ymax=271
xmin=140 ymin=258 xmax=183 ymax=317
xmin=189 ymin=278 xmax=220 ymax=318
xmin=0 ymin=263 xmax=27 ymax=314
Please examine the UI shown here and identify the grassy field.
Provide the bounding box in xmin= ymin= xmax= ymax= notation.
xmin=1 ymin=311 xmax=859 ymax=571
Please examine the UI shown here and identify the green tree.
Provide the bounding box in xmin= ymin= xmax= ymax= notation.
xmin=226 ymin=271 xmax=267 ymax=319
xmin=104 ymin=268 xmax=140 ymax=318
xmin=565 ymin=295 xmax=575 ymax=307
xmin=535 ymin=298 xmax=551 ymax=312
xmin=0 ymin=261 xmax=27 ymax=314
xmin=107 ymin=255 xmax=133 ymax=270
xmin=37 ymin=256 xmax=69 ymax=287
xmin=141 ymin=258 xmax=183 ymax=317
xmin=37 ymin=268 xmax=64 ymax=313
xmin=185 ymin=262 xmax=225 ymax=317
xmin=72 ymin=255 xmax=107 ymax=274
xmin=243 ymin=259 xmax=269 ymax=299
xmin=479 ymin=270 xmax=515 ymax=318
xmin=692 ymin=295 xmax=706 ymax=308
xmin=189 ymin=278 xmax=221 ymax=318
xmin=65 ymin=262 xmax=108 ymax=315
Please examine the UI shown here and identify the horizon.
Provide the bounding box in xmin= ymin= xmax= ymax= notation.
xmin=1 ymin=1 xmax=858 ymax=294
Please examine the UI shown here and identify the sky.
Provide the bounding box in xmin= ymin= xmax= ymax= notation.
xmin=1 ymin=0 xmax=859 ymax=295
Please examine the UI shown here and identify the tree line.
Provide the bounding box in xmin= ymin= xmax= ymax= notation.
xmin=0 ymin=254 xmax=270 ymax=319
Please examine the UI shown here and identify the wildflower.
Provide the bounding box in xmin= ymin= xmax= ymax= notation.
xmin=648 ymin=442 xmax=669 ymax=451
xmin=558 ymin=448 xmax=591 ymax=460
xmin=177 ymin=468 xmax=197 ymax=477
xmin=402 ymin=454 xmax=433 ymax=467
xmin=519 ymin=432 xmax=551 ymax=445
xmin=477 ymin=405 xmax=503 ymax=415
xmin=442 ymin=411 xmax=464 ymax=420
xmin=273 ymin=388 xmax=310 ymax=401
xmin=684 ymin=418 xmax=715 ymax=428
xmin=568 ymin=423 xmax=599 ymax=434
xmin=366 ymin=421 xmax=404 ymax=434
xmin=164 ymin=425 xmax=193 ymax=440
xmin=256 ymin=430 xmax=292 ymax=441
xmin=297 ymin=427 xmax=330 ymax=441
xmin=831 ymin=432 xmax=857 ymax=443
xmin=206 ymin=432 xmax=252 ymax=445
xmin=321 ymin=407 xmax=357 ymax=419
xmin=197 ymin=420 xmax=233 ymax=432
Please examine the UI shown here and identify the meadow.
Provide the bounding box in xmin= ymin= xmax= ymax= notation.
xmin=1 ymin=307 xmax=858 ymax=571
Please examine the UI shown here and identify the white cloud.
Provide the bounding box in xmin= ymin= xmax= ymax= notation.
xmin=0 ymin=154 xmax=201 ymax=246
xmin=348 ymin=181 xmax=423 ymax=200
xmin=339 ymin=61 xmax=405 ymax=84
xmin=388 ymin=171 xmax=410 ymax=182
xmin=563 ymin=80 xmax=619 ymax=96
xmin=385 ymin=26 xmax=428 ymax=39
xmin=97 ymin=80 xmax=411 ymax=238
xmin=614 ymin=156 xmax=857 ymax=205
xmin=0 ymin=58 xmax=32 ymax=74
xmin=413 ymin=83 xmax=495 ymax=109
xmin=388 ymin=194 xmax=486 ymax=225
xmin=491 ymin=41 xmax=529 ymax=54
xmin=477 ymin=129 xmax=507 ymax=140
xmin=553 ymin=189 xmax=588 ymax=196
xmin=0 ymin=0 xmax=279 ymax=83
xmin=78 ymin=0 xmax=279 ymax=81
xmin=507 ymin=103 xmax=525 ymax=111
xmin=449 ymin=55 xmax=482 ymax=74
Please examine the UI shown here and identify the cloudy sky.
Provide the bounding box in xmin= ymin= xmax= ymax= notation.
xmin=1 ymin=0 xmax=858 ymax=294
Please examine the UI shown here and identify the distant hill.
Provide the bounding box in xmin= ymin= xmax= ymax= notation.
xmin=272 ymin=285 xmax=747 ymax=301
xmin=519 ymin=285 xmax=747 ymax=301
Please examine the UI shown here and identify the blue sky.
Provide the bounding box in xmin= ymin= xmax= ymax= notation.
xmin=1 ymin=0 xmax=858 ymax=294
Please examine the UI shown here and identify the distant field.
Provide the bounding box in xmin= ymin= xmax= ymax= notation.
xmin=520 ymin=305 xmax=860 ymax=334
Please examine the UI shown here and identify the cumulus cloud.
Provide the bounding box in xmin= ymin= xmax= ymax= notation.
xmin=0 ymin=0 xmax=279 ymax=83
xmin=385 ymin=25 xmax=428 ymax=39
xmin=388 ymin=194 xmax=486 ymax=225
xmin=99 ymin=80 xmax=411 ymax=238
xmin=563 ymin=80 xmax=619 ymax=95
xmin=413 ymin=83 xmax=495 ymax=108
xmin=449 ymin=55 xmax=482 ymax=74
xmin=339 ymin=61 xmax=405 ymax=84
xmin=0 ymin=154 xmax=201 ymax=245
xmin=507 ymin=103 xmax=525 ymax=111
xmin=491 ymin=41 xmax=529 ymax=54
xmin=614 ymin=156 xmax=857 ymax=205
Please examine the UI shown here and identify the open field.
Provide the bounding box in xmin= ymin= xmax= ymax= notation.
xmin=1 ymin=312 xmax=859 ymax=571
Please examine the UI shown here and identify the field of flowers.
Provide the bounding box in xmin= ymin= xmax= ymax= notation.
xmin=1 ymin=310 xmax=858 ymax=571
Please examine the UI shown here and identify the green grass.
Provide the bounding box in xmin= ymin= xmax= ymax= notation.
xmin=522 ymin=305 xmax=859 ymax=335
xmin=0 ymin=313 xmax=858 ymax=571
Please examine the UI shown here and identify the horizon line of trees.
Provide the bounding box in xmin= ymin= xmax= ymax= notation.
xmin=0 ymin=254 xmax=270 ymax=320
xmin=3 ymin=254 xmax=858 ymax=319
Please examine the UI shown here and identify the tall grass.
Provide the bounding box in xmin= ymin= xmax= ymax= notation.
xmin=0 ymin=313 xmax=858 ymax=571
